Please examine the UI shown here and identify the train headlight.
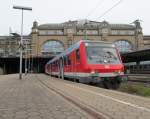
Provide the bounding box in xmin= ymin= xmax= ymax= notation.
xmin=114 ymin=70 xmax=121 ymax=74
xmin=91 ymin=70 xmax=99 ymax=77
xmin=112 ymin=44 xmax=115 ymax=47
xmin=85 ymin=43 xmax=89 ymax=46
xmin=91 ymin=71 xmax=95 ymax=74
xmin=118 ymin=70 xmax=121 ymax=74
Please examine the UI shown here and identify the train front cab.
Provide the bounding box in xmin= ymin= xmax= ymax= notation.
xmin=78 ymin=41 xmax=125 ymax=89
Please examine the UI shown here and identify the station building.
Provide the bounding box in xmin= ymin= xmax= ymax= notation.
xmin=0 ymin=35 xmax=31 ymax=58
xmin=31 ymin=19 xmax=144 ymax=57
xmin=143 ymin=35 xmax=150 ymax=49
xmin=0 ymin=19 xmax=147 ymax=58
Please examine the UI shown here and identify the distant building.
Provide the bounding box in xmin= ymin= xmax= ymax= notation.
xmin=31 ymin=19 xmax=144 ymax=57
xmin=0 ymin=34 xmax=31 ymax=57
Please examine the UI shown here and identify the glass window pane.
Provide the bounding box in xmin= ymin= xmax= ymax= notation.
xmin=114 ymin=40 xmax=132 ymax=53
xmin=41 ymin=40 xmax=64 ymax=54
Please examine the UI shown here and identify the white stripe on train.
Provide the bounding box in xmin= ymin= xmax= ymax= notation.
xmin=49 ymin=72 xmax=124 ymax=77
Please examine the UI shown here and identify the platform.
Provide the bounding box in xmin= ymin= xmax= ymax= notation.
xmin=0 ymin=74 xmax=150 ymax=119
xmin=0 ymin=74 xmax=91 ymax=119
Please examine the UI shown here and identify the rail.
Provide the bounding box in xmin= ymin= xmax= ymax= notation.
xmin=125 ymin=74 xmax=150 ymax=83
xmin=35 ymin=74 xmax=107 ymax=119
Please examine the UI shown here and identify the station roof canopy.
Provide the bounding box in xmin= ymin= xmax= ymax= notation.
xmin=121 ymin=49 xmax=150 ymax=63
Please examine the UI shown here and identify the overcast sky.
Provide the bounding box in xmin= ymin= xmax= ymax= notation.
xmin=0 ymin=0 xmax=149 ymax=35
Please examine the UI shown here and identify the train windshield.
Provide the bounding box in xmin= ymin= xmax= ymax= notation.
xmin=86 ymin=43 xmax=121 ymax=64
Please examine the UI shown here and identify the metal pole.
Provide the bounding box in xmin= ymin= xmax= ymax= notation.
xmin=13 ymin=5 xmax=32 ymax=79
xmin=19 ymin=9 xmax=23 ymax=79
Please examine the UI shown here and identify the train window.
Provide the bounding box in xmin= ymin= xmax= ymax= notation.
xmin=86 ymin=46 xmax=120 ymax=64
xmin=76 ymin=49 xmax=80 ymax=61
xmin=148 ymin=65 xmax=150 ymax=69
xmin=139 ymin=65 xmax=142 ymax=69
xmin=133 ymin=66 xmax=136 ymax=69
xmin=67 ymin=56 xmax=71 ymax=65
xmin=144 ymin=65 xmax=149 ymax=69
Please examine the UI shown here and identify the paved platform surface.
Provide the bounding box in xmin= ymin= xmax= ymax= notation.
xmin=0 ymin=74 xmax=91 ymax=119
xmin=37 ymin=74 xmax=150 ymax=119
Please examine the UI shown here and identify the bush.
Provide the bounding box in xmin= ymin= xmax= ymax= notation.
xmin=119 ymin=83 xmax=150 ymax=97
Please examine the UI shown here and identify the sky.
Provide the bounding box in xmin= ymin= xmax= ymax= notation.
xmin=0 ymin=0 xmax=150 ymax=35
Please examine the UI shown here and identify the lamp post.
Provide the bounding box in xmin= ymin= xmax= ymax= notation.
xmin=13 ymin=5 xmax=32 ymax=79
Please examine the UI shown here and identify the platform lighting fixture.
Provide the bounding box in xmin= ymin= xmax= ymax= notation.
xmin=13 ymin=5 xmax=32 ymax=79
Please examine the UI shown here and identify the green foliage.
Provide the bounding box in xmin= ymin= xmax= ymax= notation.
xmin=119 ymin=83 xmax=150 ymax=97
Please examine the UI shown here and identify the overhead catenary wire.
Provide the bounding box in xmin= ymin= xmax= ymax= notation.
xmin=85 ymin=0 xmax=105 ymax=19
xmin=95 ymin=0 xmax=123 ymax=20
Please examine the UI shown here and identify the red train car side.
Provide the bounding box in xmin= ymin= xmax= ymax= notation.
xmin=45 ymin=40 xmax=125 ymax=89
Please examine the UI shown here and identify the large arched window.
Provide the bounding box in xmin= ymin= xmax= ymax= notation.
xmin=41 ymin=40 xmax=64 ymax=55
xmin=114 ymin=40 xmax=133 ymax=53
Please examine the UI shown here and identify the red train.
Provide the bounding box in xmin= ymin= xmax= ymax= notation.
xmin=45 ymin=40 xmax=125 ymax=89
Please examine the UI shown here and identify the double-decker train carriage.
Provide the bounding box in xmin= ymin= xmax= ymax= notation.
xmin=45 ymin=40 xmax=125 ymax=89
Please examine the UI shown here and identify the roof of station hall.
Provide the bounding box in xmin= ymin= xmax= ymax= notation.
xmin=38 ymin=20 xmax=135 ymax=30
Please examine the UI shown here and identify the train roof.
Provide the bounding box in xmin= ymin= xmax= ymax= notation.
xmin=47 ymin=40 xmax=115 ymax=64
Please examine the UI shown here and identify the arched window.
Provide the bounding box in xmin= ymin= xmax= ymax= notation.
xmin=41 ymin=40 xmax=64 ymax=54
xmin=114 ymin=40 xmax=133 ymax=53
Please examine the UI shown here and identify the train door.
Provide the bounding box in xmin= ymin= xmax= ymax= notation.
xmin=76 ymin=49 xmax=80 ymax=71
xmin=72 ymin=50 xmax=76 ymax=81
xmin=59 ymin=58 xmax=64 ymax=79
xmin=74 ymin=49 xmax=80 ymax=82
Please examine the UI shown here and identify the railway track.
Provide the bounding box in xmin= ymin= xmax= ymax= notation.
xmin=34 ymin=74 xmax=150 ymax=119
xmin=126 ymin=74 xmax=150 ymax=83
xmin=35 ymin=74 xmax=108 ymax=119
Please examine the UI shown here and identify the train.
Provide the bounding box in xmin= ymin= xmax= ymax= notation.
xmin=45 ymin=40 xmax=126 ymax=89
xmin=125 ymin=61 xmax=150 ymax=74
